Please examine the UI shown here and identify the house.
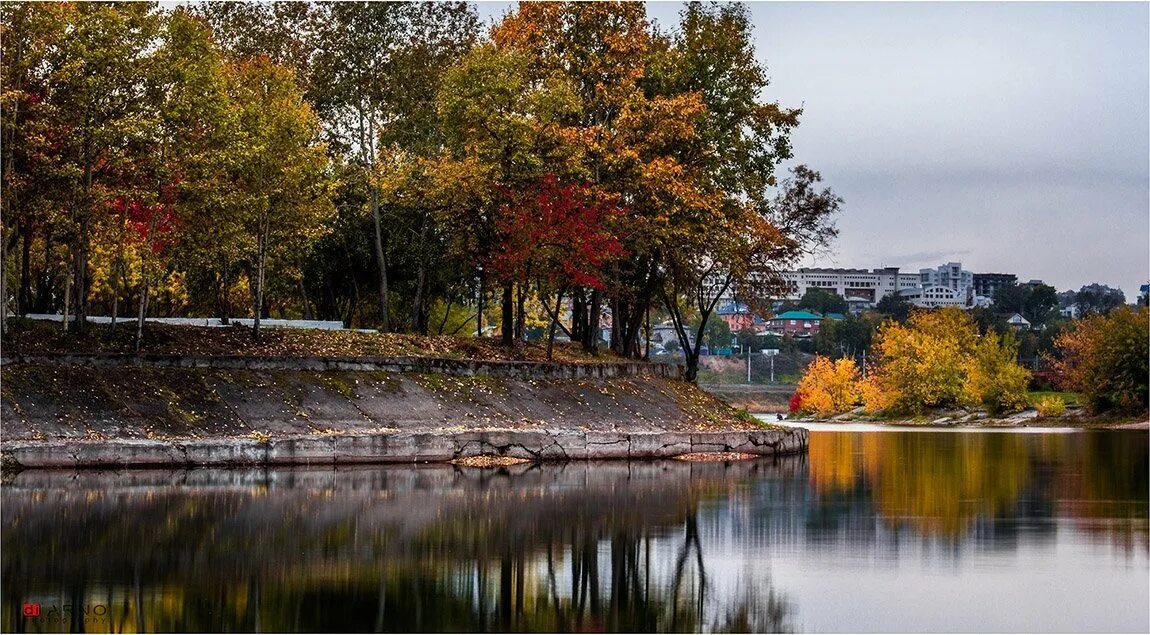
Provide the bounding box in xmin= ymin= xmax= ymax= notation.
xmin=715 ymin=300 xmax=766 ymax=333
xmin=764 ymin=310 xmax=826 ymax=338
xmin=1004 ymin=313 xmax=1031 ymax=330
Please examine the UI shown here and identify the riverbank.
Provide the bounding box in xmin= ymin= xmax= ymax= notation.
xmin=0 ymin=354 xmax=807 ymax=469
xmin=705 ymin=383 xmax=1146 ymax=429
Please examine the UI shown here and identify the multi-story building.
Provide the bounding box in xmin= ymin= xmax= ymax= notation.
xmin=972 ymin=273 xmax=1018 ymax=299
xmin=777 ymin=267 xmax=920 ymax=305
xmin=897 ymin=286 xmax=967 ymax=308
xmin=764 ymin=310 xmax=829 ymax=338
xmin=919 ymin=262 xmax=974 ymax=296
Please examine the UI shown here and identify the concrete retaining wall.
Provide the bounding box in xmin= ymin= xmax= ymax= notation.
xmin=0 ymin=353 xmax=682 ymax=380
xmin=1 ymin=428 xmax=807 ymax=469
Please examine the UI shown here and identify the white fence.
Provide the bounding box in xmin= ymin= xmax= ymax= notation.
xmin=20 ymin=314 xmax=351 ymax=331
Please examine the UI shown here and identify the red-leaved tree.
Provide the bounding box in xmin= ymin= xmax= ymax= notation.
xmin=487 ymin=174 xmax=627 ymax=358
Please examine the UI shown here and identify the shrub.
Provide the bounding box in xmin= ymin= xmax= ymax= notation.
xmin=1035 ymin=396 xmax=1066 ymax=418
xmin=866 ymin=308 xmax=1030 ymax=415
xmin=794 ymin=355 xmax=861 ymax=418
xmin=1051 ymin=306 xmax=1149 ymax=415
xmin=963 ymin=330 xmax=1031 ymax=415
xmin=788 ymin=391 xmax=803 ymax=414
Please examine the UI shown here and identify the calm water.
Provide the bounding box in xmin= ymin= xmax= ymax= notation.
xmin=2 ymin=429 xmax=1147 ymax=633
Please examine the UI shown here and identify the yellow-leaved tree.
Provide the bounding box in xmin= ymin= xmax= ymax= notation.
xmin=796 ymin=308 xmax=1032 ymax=418
xmin=793 ymin=355 xmax=861 ymax=418
xmin=866 ymin=308 xmax=1030 ymax=415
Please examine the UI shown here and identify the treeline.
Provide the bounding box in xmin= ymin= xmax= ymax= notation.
xmin=0 ymin=1 xmax=840 ymax=377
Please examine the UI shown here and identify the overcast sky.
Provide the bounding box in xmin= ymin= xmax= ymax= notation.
xmin=475 ymin=2 xmax=1150 ymax=298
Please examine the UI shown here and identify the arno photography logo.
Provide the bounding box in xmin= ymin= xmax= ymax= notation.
xmin=21 ymin=601 xmax=110 ymax=625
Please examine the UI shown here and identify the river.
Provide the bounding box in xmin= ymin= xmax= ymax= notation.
xmin=2 ymin=428 xmax=1147 ymax=633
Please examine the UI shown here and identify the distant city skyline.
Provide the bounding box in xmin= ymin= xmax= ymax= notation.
xmin=475 ymin=2 xmax=1150 ymax=299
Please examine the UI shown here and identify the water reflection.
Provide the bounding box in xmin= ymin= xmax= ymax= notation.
xmin=2 ymin=430 xmax=1147 ymax=633
xmin=807 ymin=430 xmax=1149 ymax=549
xmin=3 ymin=461 xmax=793 ymax=633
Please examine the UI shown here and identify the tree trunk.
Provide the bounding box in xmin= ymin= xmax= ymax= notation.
xmin=0 ymin=236 xmax=6 ymax=337
xmin=74 ymin=231 xmax=88 ymax=332
xmin=412 ymin=218 xmax=429 ymax=334
xmin=370 ymin=186 xmax=389 ymax=332
xmin=476 ymin=268 xmax=485 ymax=338
xmin=61 ymin=264 xmax=72 ymax=333
xmin=609 ymin=297 xmax=622 ymax=353
xmin=437 ymin=297 xmax=453 ymax=335
xmin=252 ymin=215 xmax=269 ymax=341
xmin=19 ymin=220 xmax=31 ymax=315
xmin=34 ymin=229 xmax=53 ymax=313
xmin=515 ymin=282 xmax=526 ymax=342
xmin=585 ymin=289 xmax=602 ymax=354
xmin=135 ymin=277 xmax=150 ymax=354
xmin=298 ymin=278 xmax=313 ymax=320
xmin=547 ymin=288 xmax=565 ymax=361
xmin=501 ymin=284 xmax=513 ymax=347
xmin=644 ymin=304 xmax=651 ymax=360
xmin=571 ymin=289 xmax=585 ymax=343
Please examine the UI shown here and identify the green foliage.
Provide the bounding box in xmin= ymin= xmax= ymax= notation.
xmin=798 ymin=288 xmax=846 ymax=316
xmin=691 ymin=314 xmax=732 ymax=349
xmin=874 ymin=293 xmax=911 ymax=322
xmin=1073 ymin=283 xmax=1127 ymax=317
xmin=992 ymin=282 xmax=1058 ymax=327
xmin=815 ymin=312 xmax=874 ymax=360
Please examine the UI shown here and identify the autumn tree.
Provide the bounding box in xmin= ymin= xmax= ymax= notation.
xmin=0 ymin=3 xmax=71 ymax=330
xmin=436 ymin=43 xmax=582 ymax=347
xmin=1051 ymin=306 xmax=1149 ymax=415
xmin=492 ymin=2 xmax=654 ymax=354
xmin=651 ymin=4 xmax=843 ymax=380
xmin=225 ymin=58 xmax=334 ymax=340
xmin=23 ymin=3 xmax=161 ymax=331
xmin=864 ymin=307 xmax=1031 ymax=415
xmin=309 ymin=2 xmax=477 ymax=332
xmin=488 ymin=175 xmax=626 ymax=358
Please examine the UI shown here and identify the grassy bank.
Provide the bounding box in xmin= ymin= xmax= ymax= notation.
xmin=1 ymin=319 xmax=624 ymax=363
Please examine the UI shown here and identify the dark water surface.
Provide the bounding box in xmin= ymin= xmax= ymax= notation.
xmin=2 ymin=429 xmax=1147 ymax=633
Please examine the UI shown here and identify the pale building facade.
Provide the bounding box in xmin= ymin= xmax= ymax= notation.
xmin=777 ymin=267 xmax=920 ymax=304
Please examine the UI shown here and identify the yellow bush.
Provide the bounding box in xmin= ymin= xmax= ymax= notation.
xmin=869 ymin=308 xmax=1031 ymax=415
xmin=1035 ymin=396 xmax=1066 ymax=418
xmin=860 ymin=373 xmax=895 ymax=413
xmin=963 ymin=330 xmax=1031 ymax=415
xmin=795 ymin=355 xmax=861 ymax=418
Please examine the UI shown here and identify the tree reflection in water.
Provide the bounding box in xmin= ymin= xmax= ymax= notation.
xmin=3 ymin=430 xmax=1145 ymax=632
xmin=1 ymin=460 xmax=794 ymax=633
xmin=806 ymin=429 xmax=1148 ymax=548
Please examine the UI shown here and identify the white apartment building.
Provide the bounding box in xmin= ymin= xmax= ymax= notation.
xmin=898 ymin=285 xmax=968 ymax=308
xmin=712 ymin=262 xmax=978 ymax=310
xmin=918 ymin=262 xmax=974 ymax=296
xmin=777 ymin=267 xmax=920 ymax=304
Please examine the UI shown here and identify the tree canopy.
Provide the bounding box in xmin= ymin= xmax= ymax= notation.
xmin=1 ymin=1 xmax=841 ymax=374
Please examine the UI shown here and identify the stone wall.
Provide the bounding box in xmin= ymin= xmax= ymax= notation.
xmin=0 ymin=352 xmax=682 ymax=380
xmin=1 ymin=428 xmax=807 ymax=469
